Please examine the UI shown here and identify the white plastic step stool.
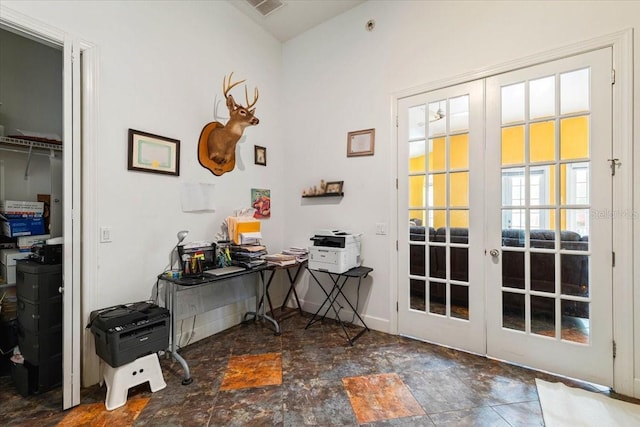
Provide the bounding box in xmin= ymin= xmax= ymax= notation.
xmin=103 ymin=353 xmax=166 ymax=410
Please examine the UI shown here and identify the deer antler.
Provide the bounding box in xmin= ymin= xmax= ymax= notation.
xmin=245 ymin=85 xmax=259 ymax=110
xmin=223 ymin=72 xmax=245 ymax=99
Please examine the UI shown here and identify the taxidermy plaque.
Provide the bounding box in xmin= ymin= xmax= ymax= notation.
xmin=198 ymin=73 xmax=259 ymax=176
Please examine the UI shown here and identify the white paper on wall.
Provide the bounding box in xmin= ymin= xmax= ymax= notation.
xmin=180 ymin=182 xmax=216 ymax=212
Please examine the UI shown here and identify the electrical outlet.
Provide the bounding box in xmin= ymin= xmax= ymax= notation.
xmin=376 ymin=222 xmax=387 ymax=235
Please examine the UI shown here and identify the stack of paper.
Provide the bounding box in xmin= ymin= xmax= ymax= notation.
xmin=282 ymin=247 xmax=309 ymax=262
xmin=263 ymin=253 xmax=297 ymax=267
xmin=229 ymin=244 xmax=267 ymax=268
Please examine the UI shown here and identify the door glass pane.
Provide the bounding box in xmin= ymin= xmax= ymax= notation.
xmin=560 ymin=162 xmax=589 ymax=205
xmin=561 ymin=300 xmax=589 ymax=343
xmin=530 ymin=208 xmax=554 ymax=234
xmin=449 ymin=95 xmax=469 ymax=133
xmin=560 ymin=209 xmax=589 ymax=246
xmin=409 ymin=175 xmax=425 ymax=207
xmin=429 ymin=138 xmax=446 ymax=171
xmin=494 ymin=54 xmax=602 ymax=362
xmin=450 ymin=209 xmax=469 ymax=229
xmin=451 ymin=285 xmax=469 ymax=320
xmin=502 ymin=168 xmax=526 ymax=207
xmin=410 ymin=279 xmax=426 ymax=311
xmin=561 ymin=68 xmax=589 ymax=115
xmin=530 ymin=252 xmax=555 ymax=292
xmin=560 ymin=116 xmax=589 ymax=160
xmin=409 ymin=244 xmax=425 ymax=276
xmin=501 ymin=82 xmax=525 ymax=124
xmin=529 ymin=121 xmax=555 ymax=163
xmin=529 ymin=166 xmax=555 ymax=206
xmin=449 ymin=134 xmax=468 ymax=169
xmin=529 ymin=75 xmax=555 ymax=120
xmin=503 ymin=292 xmax=525 ymax=331
xmin=428 ymin=101 xmax=446 ymax=137
xmin=502 ymin=251 xmax=524 ymax=289
xmin=429 ymin=246 xmax=445 ymax=279
xmin=502 ymin=228 xmax=524 ymax=247
xmin=501 ymin=125 xmax=525 ymax=165
xmin=429 ymin=209 xmax=446 ymax=232
xmin=409 ymin=142 xmax=426 ymax=173
xmin=450 ymin=172 xmax=468 ymax=207
xmin=430 ymin=173 xmax=446 ymax=207
xmin=502 ymin=208 xmax=525 ymax=231
xmin=405 ymin=91 xmax=475 ymax=330
xmin=531 ymin=296 xmax=556 ymax=337
xmin=408 ymin=105 xmax=426 ymax=139
xmin=561 ymin=254 xmax=589 ymax=296
xmin=409 ymin=209 xmax=426 ymax=230
xmin=451 ymin=247 xmax=468 ymax=282
xmin=429 ymin=281 xmax=446 ymax=315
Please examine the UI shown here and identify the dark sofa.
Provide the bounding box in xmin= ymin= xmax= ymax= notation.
xmin=409 ymin=226 xmax=589 ymax=318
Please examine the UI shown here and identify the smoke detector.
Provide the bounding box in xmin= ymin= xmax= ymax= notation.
xmin=245 ymin=0 xmax=286 ymax=17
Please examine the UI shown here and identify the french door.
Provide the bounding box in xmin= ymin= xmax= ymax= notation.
xmin=397 ymin=48 xmax=614 ymax=386
xmin=397 ymin=80 xmax=485 ymax=354
xmin=485 ymin=48 xmax=613 ymax=386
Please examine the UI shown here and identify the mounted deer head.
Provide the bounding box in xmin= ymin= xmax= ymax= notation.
xmin=199 ymin=73 xmax=259 ymax=175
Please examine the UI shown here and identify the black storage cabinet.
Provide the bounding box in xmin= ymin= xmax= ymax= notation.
xmin=13 ymin=260 xmax=62 ymax=395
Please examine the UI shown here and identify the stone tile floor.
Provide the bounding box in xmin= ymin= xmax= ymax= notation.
xmin=0 ymin=313 xmax=633 ymax=426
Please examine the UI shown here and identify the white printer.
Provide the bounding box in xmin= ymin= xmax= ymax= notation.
xmin=308 ymin=229 xmax=362 ymax=274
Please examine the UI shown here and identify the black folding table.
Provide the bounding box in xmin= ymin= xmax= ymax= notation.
xmin=305 ymin=265 xmax=373 ymax=345
xmin=258 ymin=260 xmax=307 ymax=321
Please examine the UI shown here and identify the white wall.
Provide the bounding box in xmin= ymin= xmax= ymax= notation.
xmin=3 ymin=0 xmax=285 ymax=383
xmin=281 ymin=0 xmax=640 ymax=395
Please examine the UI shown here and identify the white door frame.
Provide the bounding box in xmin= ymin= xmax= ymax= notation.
xmin=392 ymin=29 xmax=633 ymax=396
xmin=0 ymin=5 xmax=99 ymax=408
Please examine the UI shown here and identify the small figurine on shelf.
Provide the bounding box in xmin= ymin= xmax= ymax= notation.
xmin=302 ymin=179 xmax=336 ymax=196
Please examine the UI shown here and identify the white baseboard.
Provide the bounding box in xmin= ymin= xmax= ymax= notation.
xmin=633 ymin=378 xmax=640 ymax=399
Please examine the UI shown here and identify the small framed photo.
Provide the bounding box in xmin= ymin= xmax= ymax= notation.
xmin=347 ymin=128 xmax=375 ymax=157
xmin=254 ymin=145 xmax=267 ymax=166
xmin=128 ymin=129 xmax=180 ymax=176
xmin=325 ymin=180 xmax=344 ymax=195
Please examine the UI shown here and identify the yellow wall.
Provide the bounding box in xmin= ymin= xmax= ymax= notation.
xmin=408 ymin=135 xmax=469 ymax=229
xmin=408 ymin=116 xmax=588 ymax=231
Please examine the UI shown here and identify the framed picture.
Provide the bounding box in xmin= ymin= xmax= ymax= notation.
xmin=254 ymin=145 xmax=267 ymax=166
xmin=325 ymin=180 xmax=344 ymax=195
xmin=251 ymin=188 xmax=271 ymax=219
xmin=347 ymin=128 xmax=375 ymax=157
xmin=128 ymin=129 xmax=180 ymax=176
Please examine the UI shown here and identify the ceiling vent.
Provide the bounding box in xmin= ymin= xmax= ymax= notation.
xmin=245 ymin=0 xmax=286 ymax=17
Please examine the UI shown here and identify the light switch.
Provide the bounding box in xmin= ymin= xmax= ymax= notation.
xmin=375 ymin=222 xmax=387 ymax=235
xmin=100 ymin=226 xmax=112 ymax=243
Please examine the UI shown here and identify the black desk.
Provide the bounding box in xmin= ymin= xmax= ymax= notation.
xmin=305 ymin=266 xmax=373 ymax=345
xmin=260 ymin=260 xmax=307 ymax=321
xmin=159 ymin=265 xmax=276 ymax=385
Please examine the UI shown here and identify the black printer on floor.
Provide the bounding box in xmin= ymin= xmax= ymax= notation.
xmin=89 ymin=301 xmax=169 ymax=368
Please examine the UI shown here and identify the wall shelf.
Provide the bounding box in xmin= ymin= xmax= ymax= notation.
xmin=0 ymin=136 xmax=63 ymax=152
xmin=302 ymin=193 xmax=344 ymax=198
xmin=0 ymin=136 xmax=63 ymax=179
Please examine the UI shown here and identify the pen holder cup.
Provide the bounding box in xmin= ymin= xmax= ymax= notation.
xmin=182 ymin=257 xmax=203 ymax=277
